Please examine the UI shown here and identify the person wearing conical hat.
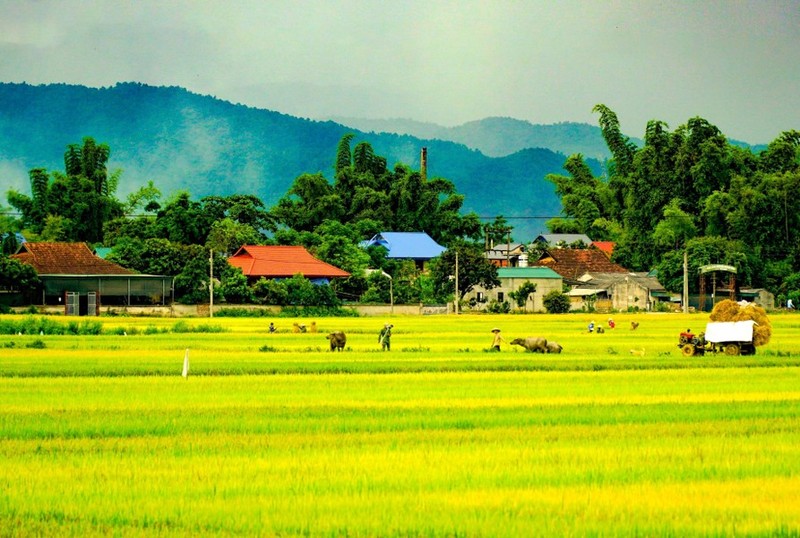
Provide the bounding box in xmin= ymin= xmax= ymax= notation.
xmin=490 ymin=328 xmax=504 ymax=351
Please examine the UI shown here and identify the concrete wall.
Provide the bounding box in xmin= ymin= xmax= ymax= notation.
xmin=12 ymin=303 xmax=448 ymax=317
xmin=467 ymin=277 xmax=563 ymax=313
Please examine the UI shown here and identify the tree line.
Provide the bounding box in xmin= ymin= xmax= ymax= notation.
xmin=2 ymin=136 xmax=499 ymax=306
xmin=546 ymin=105 xmax=800 ymax=304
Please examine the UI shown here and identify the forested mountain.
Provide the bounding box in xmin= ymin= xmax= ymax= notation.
xmin=0 ymin=82 xmax=601 ymax=240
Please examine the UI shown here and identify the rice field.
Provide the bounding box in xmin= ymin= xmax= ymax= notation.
xmin=2 ymin=312 xmax=800 ymax=536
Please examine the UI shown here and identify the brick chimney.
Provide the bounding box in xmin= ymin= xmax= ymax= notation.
xmin=420 ymin=147 xmax=427 ymax=181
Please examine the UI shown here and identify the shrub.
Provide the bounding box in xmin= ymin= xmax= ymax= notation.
xmin=486 ymin=300 xmax=510 ymax=314
xmin=543 ymin=290 xmax=571 ymax=314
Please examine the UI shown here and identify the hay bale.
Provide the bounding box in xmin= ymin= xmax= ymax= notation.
xmin=709 ymin=299 xmax=772 ymax=346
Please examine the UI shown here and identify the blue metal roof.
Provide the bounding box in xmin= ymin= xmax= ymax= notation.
xmin=363 ymin=232 xmax=446 ymax=260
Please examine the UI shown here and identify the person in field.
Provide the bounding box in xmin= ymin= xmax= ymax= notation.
xmin=268 ymin=322 xmax=276 ymax=333
xmin=379 ymin=324 xmax=393 ymax=351
xmin=490 ymin=328 xmax=505 ymax=351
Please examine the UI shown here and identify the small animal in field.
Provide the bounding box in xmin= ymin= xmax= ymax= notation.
xmin=510 ymin=336 xmax=548 ymax=353
xmin=630 ymin=321 xmax=639 ymax=330
xmin=546 ymin=341 xmax=563 ymax=354
xmin=596 ymin=326 xmax=605 ymax=334
xmin=629 ymin=348 xmax=645 ymax=356
xmin=326 ymin=331 xmax=347 ymax=351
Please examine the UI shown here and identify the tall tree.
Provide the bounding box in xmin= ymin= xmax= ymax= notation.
xmin=6 ymin=137 xmax=123 ymax=243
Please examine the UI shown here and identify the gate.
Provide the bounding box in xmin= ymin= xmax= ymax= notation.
xmin=66 ymin=292 xmax=79 ymax=316
xmin=87 ymin=292 xmax=97 ymax=316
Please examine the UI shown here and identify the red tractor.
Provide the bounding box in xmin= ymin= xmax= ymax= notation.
xmin=678 ymin=321 xmax=757 ymax=357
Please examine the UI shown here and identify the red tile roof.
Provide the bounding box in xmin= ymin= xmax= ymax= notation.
xmin=591 ymin=241 xmax=616 ymax=257
xmin=12 ymin=242 xmax=134 ymax=275
xmin=228 ymin=246 xmax=350 ymax=279
xmin=533 ymin=248 xmax=628 ymax=280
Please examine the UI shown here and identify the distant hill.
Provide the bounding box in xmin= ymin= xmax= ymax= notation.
xmin=0 ymin=82 xmax=605 ymax=241
xmin=329 ymin=116 xmax=768 ymax=158
xmin=328 ymin=116 xmax=620 ymax=160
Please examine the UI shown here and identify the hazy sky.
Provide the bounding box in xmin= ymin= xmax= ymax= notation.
xmin=1 ymin=0 xmax=798 ymax=143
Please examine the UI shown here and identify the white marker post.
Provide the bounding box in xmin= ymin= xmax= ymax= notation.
xmin=182 ymin=348 xmax=190 ymax=378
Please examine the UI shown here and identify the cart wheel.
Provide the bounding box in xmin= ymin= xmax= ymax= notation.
xmin=681 ymin=344 xmax=696 ymax=357
xmin=724 ymin=343 xmax=740 ymax=356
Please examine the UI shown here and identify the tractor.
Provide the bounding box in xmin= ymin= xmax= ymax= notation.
xmin=678 ymin=320 xmax=757 ymax=357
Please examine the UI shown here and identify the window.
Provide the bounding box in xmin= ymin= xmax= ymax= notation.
xmin=497 ymin=292 xmax=504 ymax=302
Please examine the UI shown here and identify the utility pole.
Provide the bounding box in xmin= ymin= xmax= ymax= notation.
xmin=454 ymin=250 xmax=459 ymax=315
xmin=683 ymin=248 xmax=689 ymax=314
xmin=209 ymin=249 xmax=214 ymax=318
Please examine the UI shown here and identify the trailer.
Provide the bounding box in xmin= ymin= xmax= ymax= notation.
xmin=678 ymin=320 xmax=756 ymax=356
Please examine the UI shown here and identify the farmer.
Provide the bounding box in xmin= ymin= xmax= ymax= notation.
xmin=490 ymin=328 xmax=505 ymax=351
xmin=588 ymin=320 xmax=595 ymax=333
xmin=268 ymin=322 xmax=276 ymax=333
xmin=379 ymin=323 xmax=393 ymax=351
xmin=608 ymin=318 xmax=615 ymax=329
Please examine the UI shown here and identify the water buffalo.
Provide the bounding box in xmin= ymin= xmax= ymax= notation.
xmin=510 ymin=336 xmax=548 ymax=353
xmin=546 ymin=341 xmax=563 ymax=354
xmin=326 ymin=331 xmax=346 ymax=351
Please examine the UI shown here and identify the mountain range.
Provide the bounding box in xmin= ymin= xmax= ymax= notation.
xmin=2 ymin=82 xmax=620 ymax=240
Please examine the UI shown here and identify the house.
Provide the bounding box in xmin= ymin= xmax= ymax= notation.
xmin=228 ymin=245 xmax=350 ymax=284
xmin=361 ymin=232 xmax=446 ymax=270
xmin=11 ymin=242 xmax=173 ymax=314
xmin=533 ymin=248 xmax=628 ymax=282
xmin=568 ymin=272 xmax=669 ymax=312
xmin=485 ymin=243 xmax=527 ymax=267
xmin=535 ymin=234 xmax=593 ymax=248
xmin=739 ymin=288 xmax=775 ymax=309
xmin=467 ymin=266 xmax=563 ymax=312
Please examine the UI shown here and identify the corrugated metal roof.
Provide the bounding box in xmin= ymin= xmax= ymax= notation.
xmin=228 ymin=245 xmax=350 ymax=278
xmin=363 ymin=232 xmax=446 ymax=260
xmin=497 ymin=267 xmax=562 ymax=279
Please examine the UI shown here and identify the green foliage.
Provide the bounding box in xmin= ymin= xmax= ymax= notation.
xmin=273 ymin=138 xmax=482 ymax=245
xmin=509 ymin=281 xmax=537 ymax=308
xmin=428 ymin=242 xmax=500 ymax=302
xmin=0 ymin=255 xmax=40 ymax=292
xmin=219 ymin=265 xmax=255 ymax=304
xmin=486 ymin=300 xmax=511 ymax=313
xmin=543 ymin=290 xmax=571 ymax=314
xmin=170 ymin=321 xmax=227 ymax=333
xmin=655 ymin=236 xmax=753 ymax=294
xmin=248 ymin=275 xmax=341 ymax=308
xmin=7 ymin=138 xmax=125 ymax=243
xmin=0 ymin=316 xmax=102 ymax=336
xmin=544 ymin=105 xmax=800 ymax=296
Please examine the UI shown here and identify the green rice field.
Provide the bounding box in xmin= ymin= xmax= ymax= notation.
xmin=2 ymin=312 xmax=800 ymax=536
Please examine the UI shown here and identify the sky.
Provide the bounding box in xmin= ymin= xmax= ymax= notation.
xmin=1 ymin=0 xmax=799 ymax=144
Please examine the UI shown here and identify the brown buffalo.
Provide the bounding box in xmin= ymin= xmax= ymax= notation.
xmin=546 ymin=341 xmax=563 ymax=354
xmin=326 ymin=331 xmax=346 ymax=351
xmin=510 ymin=336 xmax=548 ymax=353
